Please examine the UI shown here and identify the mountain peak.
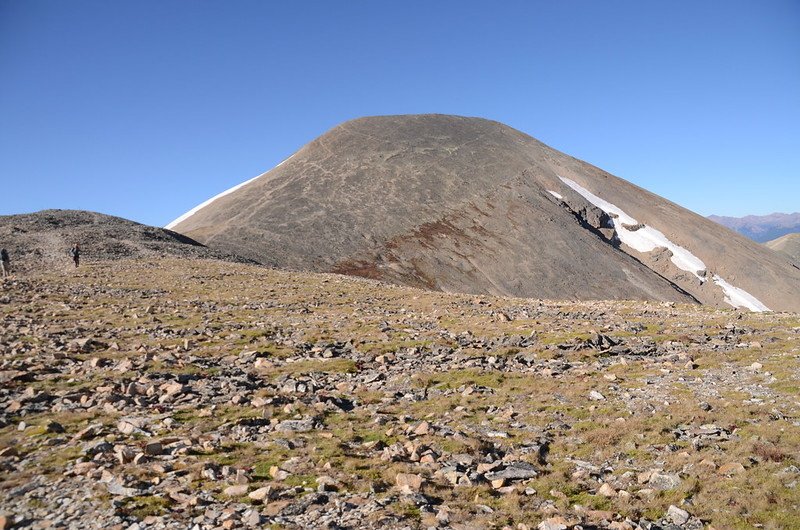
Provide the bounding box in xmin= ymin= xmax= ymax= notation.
xmin=167 ymin=116 xmax=800 ymax=312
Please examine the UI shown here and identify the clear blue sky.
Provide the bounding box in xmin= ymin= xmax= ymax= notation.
xmin=1 ymin=1 xmax=798 ymax=226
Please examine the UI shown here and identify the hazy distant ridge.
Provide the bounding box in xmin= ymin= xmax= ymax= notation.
xmin=708 ymin=212 xmax=800 ymax=242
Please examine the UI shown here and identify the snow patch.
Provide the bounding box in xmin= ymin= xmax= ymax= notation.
xmin=547 ymin=190 xmax=563 ymax=200
xmin=712 ymin=275 xmax=770 ymax=312
xmin=559 ymin=176 xmax=706 ymax=279
xmin=165 ymin=154 xmax=295 ymax=230
xmin=557 ymin=176 xmax=770 ymax=312
xmin=165 ymin=174 xmax=261 ymax=230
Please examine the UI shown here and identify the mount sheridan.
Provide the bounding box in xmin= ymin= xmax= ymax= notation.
xmin=167 ymin=114 xmax=800 ymax=313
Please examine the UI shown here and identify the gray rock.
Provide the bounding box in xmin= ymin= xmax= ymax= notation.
xmin=223 ymin=484 xmax=248 ymax=497
xmin=83 ymin=440 xmax=114 ymax=456
xmin=46 ymin=421 xmax=65 ymax=433
xmin=538 ymin=517 xmax=569 ymax=530
xmin=648 ymin=472 xmax=681 ymax=491
xmin=105 ymin=479 xmax=140 ymax=497
xmin=667 ymin=504 xmax=690 ymax=525
xmin=484 ymin=462 xmax=538 ymax=481
xmin=589 ymin=390 xmax=606 ymax=401
xmin=144 ymin=442 xmax=163 ymax=456
xmin=275 ymin=418 xmax=316 ymax=433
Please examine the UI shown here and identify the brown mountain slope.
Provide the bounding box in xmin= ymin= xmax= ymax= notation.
xmin=168 ymin=114 xmax=800 ymax=311
xmin=0 ymin=209 xmax=250 ymax=272
xmin=765 ymin=233 xmax=800 ymax=263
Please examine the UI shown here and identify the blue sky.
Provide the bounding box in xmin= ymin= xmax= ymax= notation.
xmin=1 ymin=1 xmax=798 ymax=226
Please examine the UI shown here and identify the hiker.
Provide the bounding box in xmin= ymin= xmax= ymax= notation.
xmin=70 ymin=243 xmax=80 ymax=268
xmin=1 ymin=248 xmax=10 ymax=278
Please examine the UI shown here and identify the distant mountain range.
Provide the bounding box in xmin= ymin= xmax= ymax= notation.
xmin=708 ymin=212 xmax=800 ymax=243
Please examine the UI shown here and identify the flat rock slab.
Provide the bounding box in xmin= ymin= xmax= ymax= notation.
xmin=275 ymin=418 xmax=316 ymax=432
xmin=484 ymin=462 xmax=538 ymax=481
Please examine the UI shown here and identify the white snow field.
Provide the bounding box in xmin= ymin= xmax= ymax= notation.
xmin=547 ymin=190 xmax=563 ymax=200
xmin=165 ymin=154 xmax=295 ymax=230
xmin=711 ymin=275 xmax=771 ymax=312
xmin=558 ymin=177 xmax=770 ymax=312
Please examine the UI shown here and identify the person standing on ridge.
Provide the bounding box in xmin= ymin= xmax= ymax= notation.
xmin=1 ymin=248 xmax=10 ymax=278
xmin=70 ymin=243 xmax=81 ymax=268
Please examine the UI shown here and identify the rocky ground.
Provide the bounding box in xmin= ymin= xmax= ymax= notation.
xmin=1 ymin=259 xmax=799 ymax=530
xmin=0 ymin=210 xmax=252 ymax=274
